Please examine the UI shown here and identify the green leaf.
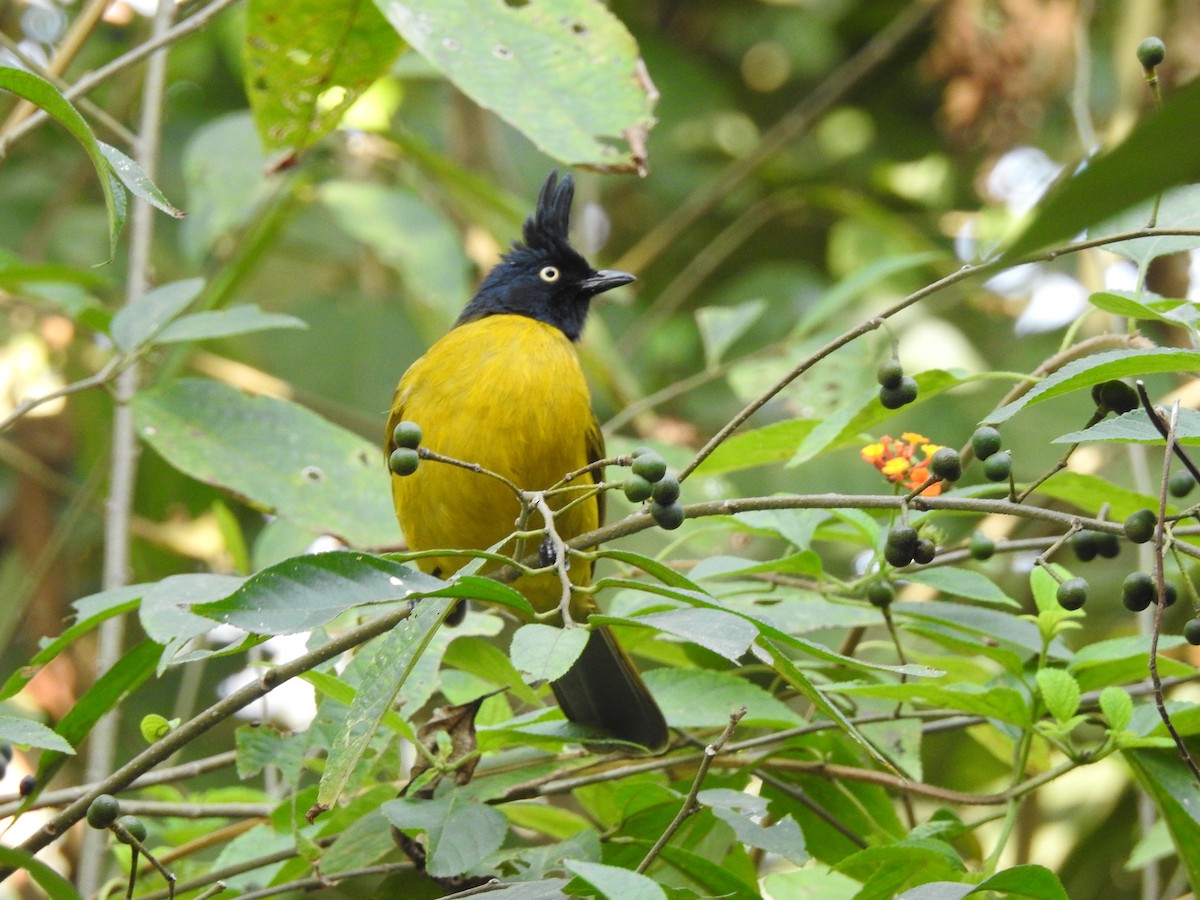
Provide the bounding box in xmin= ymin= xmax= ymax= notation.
xmin=152 ymin=305 xmax=308 ymax=345
xmin=1054 ymin=407 xmax=1200 ymax=445
xmin=641 ymin=667 xmax=802 ymax=728
xmin=1124 ymin=750 xmax=1200 ymax=888
xmin=245 ymin=0 xmax=403 ymax=155
xmin=109 ymin=278 xmax=205 ymax=352
xmin=0 ymin=716 xmax=74 ymax=753
xmin=1086 ymin=290 xmax=1200 ymax=327
xmin=97 ymin=141 xmax=185 ymax=219
xmin=986 ymin=348 xmax=1200 ymax=425
xmin=563 ymin=859 xmax=666 ymax=900
xmin=318 ymin=181 xmax=471 ymax=307
xmin=0 ymin=66 xmax=123 ymax=259
xmin=594 ymin=607 xmax=757 ymax=663
xmin=699 ymin=789 xmax=808 ymax=865
xmin=836 ymin=839 xmax=964 ymax=898
xmin=1031 ymin=471 xmax=1160 ymax=522
xmin=319 ymin=595 xmax=455 ymax=809
xmin=1099 ymin=686 xmax=1134 ymax=733
xmin=0 ymin=846 xmax=80 ymax=900
xmin=789 ymin=369 xmax=969 ymax=466
xmin=827 ymin=682 xmax=1031 ymax=727
xmin=321 ymin=808 xmax=398 ymax=874
xmin=1069 ymin=634 xmax=1190 ymax=694
xmin=902 ymin=866 xmax=1069 ymax=900
xmin=180 ymin=113 xmax=270 ymax=260
xmin=1096 ymin=184 xmax=1200 ymax=266
xmin=905 ymin=567 xmax=1017 ymax=607
xmin=133 ymin=378 xmax=396 ymax=547
xmin=192 ymin=551 xmax=441 ymax=634
xmin=377 ymin=0 xmax=656 ymax=172
xmin=1035 ymin=668 xmax=1080 ymax=723
xmin=696 ymin=299 xmax=767 ymax=369
xmin=1002 ymin=75 xmax=1200 ymax=260
xmin=510 ymin=624 xmax=588 ymax=682
xmin=691 ymin=419 xmax=817 ymax=476
xmin=383 ymin=791 xmax=509 ymax=878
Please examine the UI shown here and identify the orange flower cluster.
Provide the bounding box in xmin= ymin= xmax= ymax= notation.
xmin=861 ymin=432 xmax=944 ymax=497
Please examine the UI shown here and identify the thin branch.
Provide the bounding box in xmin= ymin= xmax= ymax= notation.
xmin=636 ymin=707 xmax=745 ymax=873
xmin=0 ymin=355 xmax=122 ymax=434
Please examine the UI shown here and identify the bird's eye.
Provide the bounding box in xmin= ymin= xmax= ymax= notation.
xmin=539 ymin=266 xmax=560 ymax=283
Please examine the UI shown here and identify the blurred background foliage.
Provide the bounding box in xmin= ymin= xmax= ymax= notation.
xmin=2 ymin=0 xmax=1200 ymax=896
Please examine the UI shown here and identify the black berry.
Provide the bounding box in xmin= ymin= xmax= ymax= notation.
xmin=1123 ymin=509 xmax=1157 ymax=544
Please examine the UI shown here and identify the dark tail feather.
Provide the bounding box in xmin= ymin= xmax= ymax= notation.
xmin=551 ymin=626 xmax=669 ymax=753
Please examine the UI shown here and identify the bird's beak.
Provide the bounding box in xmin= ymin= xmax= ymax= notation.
xmin=579 ymin=269 xmax=636 ymax=296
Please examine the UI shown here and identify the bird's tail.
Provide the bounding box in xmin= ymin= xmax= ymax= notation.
xmin=551 ymin=626 xmax=669 ymax=753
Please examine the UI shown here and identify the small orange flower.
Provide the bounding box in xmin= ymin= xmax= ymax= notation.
xmin=861 ymin=433 xmax=944 ymax=496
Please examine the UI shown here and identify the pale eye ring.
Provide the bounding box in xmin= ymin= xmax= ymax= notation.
xmin=539 ymin=265 xmax=560 ymax=283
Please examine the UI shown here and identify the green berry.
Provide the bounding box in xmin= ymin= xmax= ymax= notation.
xmin=971 ymin=426 xmax=1002 ymax=460
xmin=867 ymin=582 xmax=896 ymax=608
xmin=1095 ymin=531 xmax=1121 ymax=559
xmin=879 ymin=376 xmax=919 ymax=410
xmin=884 ymin=526 xmax=919 ymax=567
xmin=1123 ymin=508 xmax=1157 ymax=544
xmin=87 ymin=795 xmax=121 ymax=830
xmin=631 ymin=452 xmax=667 ymax=483
xmin=1137 ymin=36 xmax=1166 ymax=69
xmin=391 ymin=420 xmax=423 ymax=450
xmin=876 ymin=358 xmax=904 ymax=389
xmin=914 ymin=538 xmax=936 ymax=565
xmin=1071 ymin=531 xmax=1097 ymax=563
xmin=18 ymin=775 xmax=35 ymax=797
xmin=970 ymin=532 xmax=995 ymax=561
xmin=1096 ymin=380 xmax=1138 ymax=414
xmin=1169 ymin=471 xmax=1195 ymax=498
xmin=1185 ymin=618 xmax=1200 ymax=646
xmin=631 ymin=446 xmax=655 ymax=458
xmin=623 ymin=474 xmax=653 ymax=503
xmin=983 ymin=450 xmax=1012 ymax=482
xmin=651 ymin=475 xmax=681 ymax=505
xmin=1122 ymin=572 xmax=1155 ymax=612
xmin=1056 ymin=577 xmax=1088 ymax=611
xmin=650 ymin=501 xmax=685 ymax=530
xmin=929 ymin=447 xmax=962 ymax=482
xmin=1163 ymin=582 xmax=1178 ymax=607
xmin=116 ymin=815 xmax=147 ymax=845
xmin=388 ymin=447 xmax=420 ymax=477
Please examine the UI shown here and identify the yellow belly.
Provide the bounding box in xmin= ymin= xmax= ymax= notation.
xmin=388 ymin=315 xmax=601 ymax=614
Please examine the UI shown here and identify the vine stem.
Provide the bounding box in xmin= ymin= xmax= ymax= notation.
xmin=77 ymin=0 xmax=176 ymax=891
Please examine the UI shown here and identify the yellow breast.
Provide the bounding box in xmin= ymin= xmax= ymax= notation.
xmin=388 ymin=315 xmax=602 ymax=613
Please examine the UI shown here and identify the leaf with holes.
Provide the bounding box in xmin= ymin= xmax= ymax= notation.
xmin=132 ymin=378 xmax=396 ymax=546
xmin=244 ymin=0 xmax=403 ymax=156
xmin=377 ymin=0 xmax=656 ymax=172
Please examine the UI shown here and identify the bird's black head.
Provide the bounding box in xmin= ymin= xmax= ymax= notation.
xmin=456 ymin=171 xmax=634 ymax=341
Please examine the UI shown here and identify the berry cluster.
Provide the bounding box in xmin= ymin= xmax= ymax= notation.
xmin=625 ymin=449 xmax=685 ymax=530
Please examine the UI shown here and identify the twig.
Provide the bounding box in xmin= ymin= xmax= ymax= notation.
xmin=0 ymin=355 xmax=122 ymax=433
xmin=635 ymin=707 xmax=745 ymax=873
xmin=526 ymin=491 xmax=575 ymax=624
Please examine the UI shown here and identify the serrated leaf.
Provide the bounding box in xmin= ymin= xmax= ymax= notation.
xmin=0 ymin=66 xmax=123 ymax=259
xmin=245 ymin=0 xmax=403 ymax=155
xmin=563 ymin=859 xmax=666 ymax=900
xmin=828 ymin=682 xmax=1031 ymax=727
xmin=696 ymin=299 xmax=766 ymax=369
xmin=1035 ymin=668 xmax=1080 ymax=723
xmin=986 ymin=348 xmax=1200 ymax=425
xmin=1099 ymin=686 xmax=1134 ymax=732
xmin=109 ymin=278 xmax=205 ymax=352
xmin=699 ymin=790 xmax=808 ymax=865
xmin=1054 ymin=407 xmax=1200 ymax=445
xmin=383 ymin=791 xmax=509 ymax=878
xmin=378 ymin=0 xmax=656 ymax=172
xmin=510 ymin=624 xmax=588 ymax=682
xmin=906 ymin=567 xmax=1017 ymax=607
xmin=1002 ymin=75 xmax=1200 ymax=260
xmin=319 ymin=595 xmax=455 ymax=809
xmin=642 ymin=667 xmax=802 ymax=728
xmin=192 ymin=551 xmax=441 ymax=634
xmin=0 ymin=716 xmax=74 ymax=753
xmin=152 ymin=305 xmax=307 ymax=345
xmin=97 ymin=141 xmax=185 ymax=219
xmin=133 ymin=379 xmax=396 ymax=547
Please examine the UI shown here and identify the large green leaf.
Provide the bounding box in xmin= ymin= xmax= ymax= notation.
xmin=382 ymin=789 xmax=509 ymax=878
xmin=0 ymin=66 xmax=123 ymax=259
xmin=1054 ymin=407 xmax=1200 ymax=445
xmin=1002 ymin=74 xmax=1200 ymax=260
xmin=244 ymin=0 xmax=403 ymax=155
xmin=109 ymin=278 xmax=205 ymax=352
xmin=692 ymin=419 xmax=818 ymax=476
xmin=1124 ymin=750 xmax=1200 ymax=888
xmin=986 ymin=348 xmax=1200 ymax=425
xmin=376 ymin=0 xmax=655 ymax=172
xmin=562 ymin=859 xmax=666 ymax=900
xmin=0 ymin=847 xmax=80 ymax=900
xmin=152 ymin=305 xmax=308 ymax=345
xmin=132 ymin=378 xmax=396 ymax=547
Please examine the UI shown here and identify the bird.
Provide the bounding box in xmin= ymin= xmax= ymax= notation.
xmin=385 ymin=171 xmax=669 ymax=753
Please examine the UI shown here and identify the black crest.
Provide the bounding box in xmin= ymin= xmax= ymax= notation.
xmin=516 ymin=171 xmax=576 ymax=258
